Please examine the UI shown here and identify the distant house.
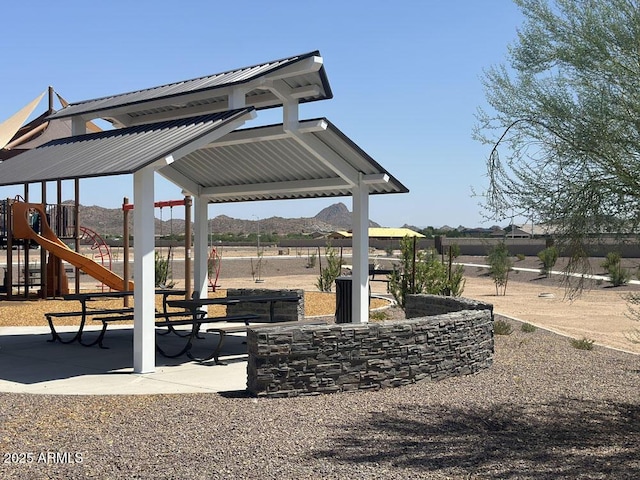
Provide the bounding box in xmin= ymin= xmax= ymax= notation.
xmin=329 ymin=227 xmax=425 ymax=239
xmin=492 ymin=225 xmax=533 ymax=238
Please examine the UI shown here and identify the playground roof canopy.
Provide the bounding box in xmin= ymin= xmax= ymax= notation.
xmin=47 ymin=51 xmax=332 ymax=128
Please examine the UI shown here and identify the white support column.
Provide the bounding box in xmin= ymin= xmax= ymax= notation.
xmin=351 ymin=173 xmax=370 ymax=323
xmin=283 ymin=99 xmax=299 ymax=133
xmin=193 ymin=196 xmax=209 ymax=302
xmin=133 ymin=166 xmax=156 ymax=373
xmin=229 ymin=87 xmax=246 ymax=109
xmin=71 ymin=117 xmax=86 ymax=136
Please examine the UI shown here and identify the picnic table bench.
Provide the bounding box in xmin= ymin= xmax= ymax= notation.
xmin=162 ymin=293 xmax=304 ymax=364
xmin=44 ymin=289 xmax=186 ymax=346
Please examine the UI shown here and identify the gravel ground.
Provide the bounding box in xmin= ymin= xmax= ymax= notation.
xmin=1 ymin=254 xmax=640 ymax=478
xmin=1 ymin=315 xmax=639 ymax=479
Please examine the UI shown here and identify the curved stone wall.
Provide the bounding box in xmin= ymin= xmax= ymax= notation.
xmin=246 ymin=294 xmax=494 ymax=398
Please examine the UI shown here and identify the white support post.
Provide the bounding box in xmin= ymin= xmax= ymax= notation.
xmin=229 ymin=87 xmax=246 ymax=109
xmin=283 ymin=99 xmax=299 ymax=133
xmin=71 ymin=117 xmax=86 ymax=136
xmin=351 ymin=173 xmax=370 ymax=323
xmin=133 ymin=166 xmax=156 ymax=373
xmin=193 ymin=196 xmax=209 ymax=303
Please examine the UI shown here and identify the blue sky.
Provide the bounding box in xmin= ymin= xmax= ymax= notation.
xmin=0 ymin=1 xmax=523 ymax=228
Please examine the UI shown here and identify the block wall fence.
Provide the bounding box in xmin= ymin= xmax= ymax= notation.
xmin=246 ymin=294 xmax=494 ymax=398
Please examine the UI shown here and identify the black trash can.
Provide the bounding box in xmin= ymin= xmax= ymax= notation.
xmin=335 ymin=276 xmax=352 ymax=323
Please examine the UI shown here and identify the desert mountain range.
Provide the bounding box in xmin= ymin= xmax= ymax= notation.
xmin=76 ymin=202 xmax=381 ymax=237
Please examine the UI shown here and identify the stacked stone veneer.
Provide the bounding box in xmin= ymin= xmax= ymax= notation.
xmin=246 ymin=294 xmax=494 ymax=398
xmin=226 ymin=288 xmax=304 ymax=323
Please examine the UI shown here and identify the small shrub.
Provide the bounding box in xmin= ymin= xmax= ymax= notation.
xmin=537 ymin=246 xmax=558 ymax=278
xmin=493 ymin=318 xmax=513 ymax=335
xmin=306 ymin=253 xmax=316 ymax=269
xmin=570 ymin=337 xmax=595 ymax=350
xmin=601 ymin=252 xmax=621 ymax=272
xmin=521 ymin=322 xmax=536 ymax=333
xmin=609 ymin=263 xmax=630 ymax=287
xmin=155 ymin=251 xmax=173 ymax=288
xmin=516 ymin=253 xmax=526 ymax=261
xmin=486 ymin=242 xmax=513 ymax=296
xmin=369 ymin=310 xmax=389 ymax=321
xmin=316 ymin=244 xmax=343 ymax=292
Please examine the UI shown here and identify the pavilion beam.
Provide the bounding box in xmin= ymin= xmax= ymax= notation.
xmin=193 ymin=196 xmax=209 ymax=303
xmin=351 ymin=173 xmax=370 ymax=324
xmin=201 ymin=177 xmax=349 ymax=198
xmin=133 ymin=164 xmax=156 ymax=373
xmin=207 ymin=119 xmax=328 ymax=148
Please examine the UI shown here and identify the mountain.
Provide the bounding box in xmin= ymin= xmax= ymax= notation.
xmin=72 ymin=202 xmax=379 ymax=237
xmin=314 ymin=202 xmax=380 ymax=229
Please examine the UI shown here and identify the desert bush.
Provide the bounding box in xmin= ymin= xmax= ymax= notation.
xmin=601 ymin=252 xmax=622 ymax=272
xmin=154 ymin=251 xmax=173 ymax=288
xmin=601 ymin=252 xmax=630 ymax=286
xmin=306 ymin=252 xmax=317 ymax=269
xmin=316 ymin=244 xmax=342 ymax=292
xmin=516 ymin=253 xmax=526 ymax=261
xmin=537 ymin=246 xmax=558 ymax=278
xmin=521 ymin=322 xmax=536 ymax=333
xmin=369 ymin=310 xmax=389 ymax=321
xmin=493 ymin=318 xmax=513 ymax=335
xmin=487 ymin=242 xmax=512 ymax=296
xmin=609 ymin=263 xmax=631 ymax=287
xmin=388 ymin=237 xmax=465 ymax=309
xmin=570 ymin=337 xmax=595 ymax=350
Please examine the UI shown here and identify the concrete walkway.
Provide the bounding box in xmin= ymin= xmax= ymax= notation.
xmin=0 ymin=325 xmax=249 ymax=395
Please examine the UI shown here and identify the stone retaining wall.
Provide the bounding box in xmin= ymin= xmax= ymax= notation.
xmin=405 ymin=294 xmax=494 ymax=318
xmin=226 ymin=288 xmax=304 ymax=323
xmin=246 ymin=294 xmax=494 ymax=398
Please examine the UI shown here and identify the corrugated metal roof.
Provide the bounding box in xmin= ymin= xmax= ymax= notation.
xmin=0 ymin=109 xmax=254 ymax=186
xmin=0 ymin=113 xmax=407 ymax=204
xmin=47 ymin=51 xmax=332 ymax=126
xmin=159 ymin=118 xmax=408 ymax=202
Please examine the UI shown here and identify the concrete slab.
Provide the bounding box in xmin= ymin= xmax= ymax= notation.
xmin=0 ymin=326 xmax=249 ymax=395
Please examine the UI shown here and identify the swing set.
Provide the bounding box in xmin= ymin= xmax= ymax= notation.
xmin=121 ymin=196 xmax=222 ymax=294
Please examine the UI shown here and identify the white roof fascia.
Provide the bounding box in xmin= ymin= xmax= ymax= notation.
xmin=260 ymin=55 xmax=323 ymax=82
xmin=362 ymin=173 xmax=390 ymax=185
xmin=201 ymin=177 xmax=349 ymax=199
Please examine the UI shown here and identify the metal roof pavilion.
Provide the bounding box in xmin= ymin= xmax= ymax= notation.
xmin=47 ymin=51 xmax=332 ymax=128
xmin=0 ymin=50 xmax=409 ymax=374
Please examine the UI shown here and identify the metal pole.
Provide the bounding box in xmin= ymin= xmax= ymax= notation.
xmin=123 ymin=197 xmax=130 ymax=307
xmin=184 ymin=196 xmax=192 ymax=299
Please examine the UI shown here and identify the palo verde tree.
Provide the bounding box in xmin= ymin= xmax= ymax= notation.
xmin=474 ymin=0 xmax=640 ymax=296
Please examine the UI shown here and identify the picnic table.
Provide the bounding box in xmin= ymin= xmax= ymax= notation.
xmin=45 ymin=289 xmax=186 ymax=347
xmin=162 ymin=293 xmax=303 ymax=363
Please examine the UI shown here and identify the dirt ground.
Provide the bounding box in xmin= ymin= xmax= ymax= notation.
xmin=2 ymin=248 xmax=639 ymax=354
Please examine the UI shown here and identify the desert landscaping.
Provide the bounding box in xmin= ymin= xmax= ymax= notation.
xmin=0 ymin=249 xmax=639 ymax=479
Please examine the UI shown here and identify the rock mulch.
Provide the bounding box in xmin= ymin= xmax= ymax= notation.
xmin=0 ymin=316 xmax=639 ymax=479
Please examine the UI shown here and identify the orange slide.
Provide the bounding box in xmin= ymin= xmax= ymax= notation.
xmin=11 ymin=201 xmax=134 ymax=291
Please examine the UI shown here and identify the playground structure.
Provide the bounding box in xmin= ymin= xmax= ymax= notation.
xmin=1 ymin=198 xmax=125 ymax=298
xmin=0 ymin=192 xmax=219 ymax=301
